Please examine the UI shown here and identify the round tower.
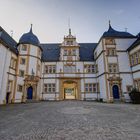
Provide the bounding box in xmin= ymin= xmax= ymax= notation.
xmin=16 ymin=25 xmax=42 ymax=102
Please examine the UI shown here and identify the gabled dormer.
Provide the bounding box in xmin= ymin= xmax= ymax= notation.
xmin=59 ymin=28 xmax=80 ymax=61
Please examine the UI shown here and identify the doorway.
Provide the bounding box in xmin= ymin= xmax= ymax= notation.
xmin=27 ymin=86 xmax=33 ymax=100
xmin=63 ymin=81 xmax=77 ymax=100
xmin=112 ymin=85 xmax=120 ymax=99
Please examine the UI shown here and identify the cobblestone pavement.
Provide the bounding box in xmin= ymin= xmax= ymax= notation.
xmin=0 ymin=101 xmax=140 ymax=140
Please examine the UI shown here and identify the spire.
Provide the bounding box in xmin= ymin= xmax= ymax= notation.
xmin=109 ymin=20 xmax=111 ymax=28
xmin=68 ymin=17 xmax=71 ymax=35
xmin=69 ymin=28 xmax=71 ymax=35
xmin=30 ymin=24 xmax=33 ymax=33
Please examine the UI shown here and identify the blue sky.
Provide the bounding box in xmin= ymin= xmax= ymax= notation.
xmin=0 ymin=0 xmax=140 ymax=43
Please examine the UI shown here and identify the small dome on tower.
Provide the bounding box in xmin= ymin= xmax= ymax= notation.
xmin=19 ymin=24 xmax=40 ymax=46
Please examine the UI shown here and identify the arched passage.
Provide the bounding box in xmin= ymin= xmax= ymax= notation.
xmin=63 ymin=81 xmax=77 ymax=100
xmin=112 ymin=85 xmax=120 ymax=99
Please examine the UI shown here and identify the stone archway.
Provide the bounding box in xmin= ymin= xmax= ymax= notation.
xmin=63 ymin=81 xmax=77 ymax=100
xmin=59 ymin=78 xmax=81 ymax=100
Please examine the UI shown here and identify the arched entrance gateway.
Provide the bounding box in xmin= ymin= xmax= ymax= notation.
xmin=112 ymin=85 xmax=120 ymax=99
xmin=59 ymin=79 xmax=81 ymax=100
xmin=63 ymin=81 xmax=77 ymax=99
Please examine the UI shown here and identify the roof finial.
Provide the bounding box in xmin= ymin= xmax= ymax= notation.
xmin=30 ymin=23 xmax=33 ymax=33
xmin=68 ymin=17 xmax=71 ymax=35
xmin=109 ymin=20 xmax=111 ymax=28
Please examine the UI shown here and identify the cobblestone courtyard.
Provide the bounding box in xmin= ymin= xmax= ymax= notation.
xmin=0 ymin=101 xmax=140 ymax=140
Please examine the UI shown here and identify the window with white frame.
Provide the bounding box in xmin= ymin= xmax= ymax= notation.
xmin=64 ymin=65 xmax=76 ymax=73
xmin=85 ymin=83 xmax=98 ymax=92
xmin=17 ymin=85 xmax=23 ymax=92
xmin=21 ymin=45 xmax=27 ymax=51
xmin=45 ymin=65 xmax=56 ymax=74
xmin=106 ymin=48 xmax=116 ymax=56
xmin=20 ymin=58 xmax=26 ymax=65
xmin=108 ymin=64 xmax=118 ymax=73
xmin=84 ymin=65 xmax=96 ymax=73
xmin=19 ymin=70 xmax=25 ymax=77
xmin=10 ymin=57 xmax=16 ymax=69
xmin=44 ymin=84 xmax=56 ymax=93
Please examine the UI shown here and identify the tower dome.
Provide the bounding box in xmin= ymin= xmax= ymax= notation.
xmin=19 ymin=25 xmax=40 ymax=46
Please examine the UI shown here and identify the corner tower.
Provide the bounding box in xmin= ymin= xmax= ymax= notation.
xmin=14 ymin=25 xmax=42 ymax=103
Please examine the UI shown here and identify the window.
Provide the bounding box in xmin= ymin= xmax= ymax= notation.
xmin=105 ymin=38 xmax=115 ymax=45
xmin=84 ymin=65 xmax=97 ymax=73
xmin=135 ymin=52 xmax=139 ymax=64
xmin=126 ymin=85 xmax=133 ymax=93
xmin=67 ymin=41 xmax=73 ymax=45
xmin=17 ymin=85 xmax=23 ymax=92
xmin=64 ymin=50 xmax=67 ymax=55
xmin=10 ymin=57 xmax=16 ymax=69
xmin=64 ymin=65 xmax=76 ymax=73
xmin=44 ymin=84 xmax=56 ymax=93
xmin=20 ymin=58 xmax=26 ymax=65
xmin=19 ymin=70 xmax=25 ymax=77
xmin=64 ymin=49 xmax=76 ymax=56
xmin=45 ymin=65 xmax=56 ymax=74
xmin=108 ymin=64 xmax=118 ymax=73
xmin=72 ymin=49 xmax=76 ymax=55
xmin=21 ymin=45 xmax=27 ymax=51
xmin=85 ymin=83 xmax=98 ymax=92
xmin=7 ymin=80 xmax=12 ymax=92
xmin=130 ymin=55 xmax=135 ymax=66
xmin=130 ymin=51 xmax=140 ymax=66
xmin=106 ymin=48 xmax=116 ymax=56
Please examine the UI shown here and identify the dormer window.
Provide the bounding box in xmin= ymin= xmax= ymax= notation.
xmin=105 ymin=38 xmax=115 ymax=45
xmin=67 ymin=41 xmax=73 ymax=45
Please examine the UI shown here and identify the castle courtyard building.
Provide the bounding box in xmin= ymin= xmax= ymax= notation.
xmin=0 ymin=24 xmax=140 ymax=104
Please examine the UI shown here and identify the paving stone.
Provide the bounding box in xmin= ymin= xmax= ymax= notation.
xmin=0 ymin=101 xmax=140 ymax=140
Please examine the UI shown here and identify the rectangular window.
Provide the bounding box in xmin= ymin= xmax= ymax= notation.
xmin=108 ymin=64 xmax=118 ymax=73
xmin=20 ymin=58 xmax=26 ymax=65
xmin=126 ymin=85 xmax=133 ymax=93
xmin=19 ymin=70 xmax=25 ymax=77
xmin=64 ymin=65 xmax=76 ymax=73
xmin=44 ymin=84 xmax=56 ymax=93
xmin=84 ymin=65 xmax=97 ymax=73
xmin=7 ymin=80 xmax=12 ymax=92
xmin=45 ymin=65 xmax=56 ymax=74
xmin=135 ymin=52 xmax=139 ymax=64
xmin=21 ymin=45 xmax=27 ymax=51
xmin=64 ymin=50 xmax=67 ymax=55
xmin=106 ymin=48 xmax=116 ymax=56
xmin=105 ymin=39 xmax=115 ymax=45
xmin=17 ymin=85 xmax=23 ymax=92
xmin=85 ymin=83 xmax=98 ymax=92
xmin=72 ymin=49 xmax=76 ymax=55
xmin=10 ymin=57 xmax=16 ymax=69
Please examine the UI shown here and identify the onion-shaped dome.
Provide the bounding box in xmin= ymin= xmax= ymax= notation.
xmin=19 ymin=25 xmax=40 ymax=46
xmin=102 ymin=21 xmax=135 ymax=38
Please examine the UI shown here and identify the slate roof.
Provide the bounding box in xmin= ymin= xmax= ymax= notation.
xmin=102 ymin=25 xmax=136 ymax=38
xmin=0 ymin=26 xmax=18 ymax=54
xmin=41 ymin=43 xmax=97 ymax=62
xmin=128 ymin=36 xmax=140 ymax=51
xmin=19 ymin=27 xmax=41 ymax=48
